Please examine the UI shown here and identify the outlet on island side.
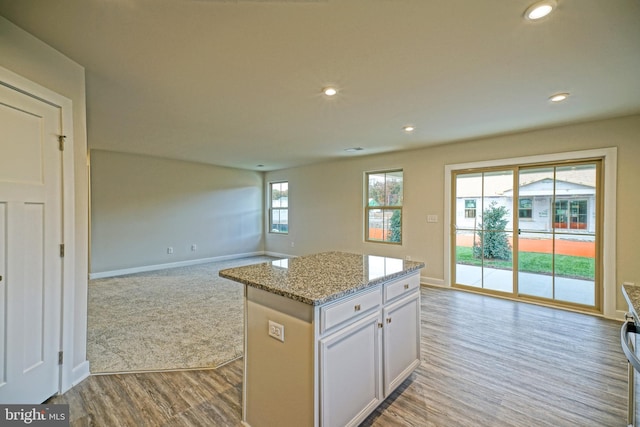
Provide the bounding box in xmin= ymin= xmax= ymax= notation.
xmin=167 ymin=247 xmax=173 ymax=254
xmin=268 ymin=320 xmax=285 ymax=342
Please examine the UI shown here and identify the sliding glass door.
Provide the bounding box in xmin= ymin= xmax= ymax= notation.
xmin=516 ymin=163 xmax=598 ymax=306
xmin=453 ymin=160 xmax=601 ymax=310
xmin=454 ymin=169 xmax=514 ymax=294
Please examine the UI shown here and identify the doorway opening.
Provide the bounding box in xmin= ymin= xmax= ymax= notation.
xmin=452 ymin=159 xmax=601 ymax=312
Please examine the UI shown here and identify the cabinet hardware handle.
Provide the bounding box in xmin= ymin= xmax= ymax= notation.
xmin=386 ymin=318 xmax=392 ymax=324
xmin=404 ymin=284 xmax=409 ymax=290
xmin=0 ymin=275 xmax=2 ymax=282
xmin=378 ymin=323 xmax=383 ymax=328
xmin=354 ymin=304 xmax=361 ymax=312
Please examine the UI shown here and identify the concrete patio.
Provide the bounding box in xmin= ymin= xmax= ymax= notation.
xmin=455 ymin=264 xmax=595 ymax=306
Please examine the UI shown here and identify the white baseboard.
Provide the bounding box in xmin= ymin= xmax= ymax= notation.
xmin=264 ymin=251 xmax=296 ymax=259
xmin=68 ymin=361 xmax=90 ymax=391
xmin=420 ymin=276 xmax=446 ymax=287
xmin=612 ymin=309 xmax=630 ymax=322
xmin=89 ymin=251 xmax=266 ymax=279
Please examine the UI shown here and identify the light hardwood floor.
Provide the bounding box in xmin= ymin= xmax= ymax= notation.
xmin=49 ymin=286 xmax=628 ymax=426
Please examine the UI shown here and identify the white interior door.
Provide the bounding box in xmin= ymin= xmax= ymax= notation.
xmin=0 ymin=82 xmax=62 ymax=403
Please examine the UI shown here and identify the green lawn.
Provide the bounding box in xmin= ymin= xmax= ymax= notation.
xmin=456 ymin=246 xmax=595 ymax=280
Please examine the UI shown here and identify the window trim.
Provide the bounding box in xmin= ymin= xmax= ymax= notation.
xmin=364 ymin=169 xmax=404 ymax=245
xmin=268 ymin=181 xmax=288 ymax=234
xmin=518 ymin=197 xmax=533 ymax=219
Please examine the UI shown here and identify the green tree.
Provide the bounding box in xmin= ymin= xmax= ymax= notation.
xmin=473 ymin=201 xmax=511 ymax=260
xmin=272 ymin=188 xmax=288 ymax=201
xmin=389 ymin=210 xmax=402 ymax=242
xmin=368 ymin=177 xmax=403 ymax=206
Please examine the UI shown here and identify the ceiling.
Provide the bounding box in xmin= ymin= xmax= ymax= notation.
xmin=1 ymin=0 xmax=639 ymax=171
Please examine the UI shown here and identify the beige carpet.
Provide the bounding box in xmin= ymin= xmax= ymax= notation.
xmin=87 ymin=256 xmax=274 ymax=373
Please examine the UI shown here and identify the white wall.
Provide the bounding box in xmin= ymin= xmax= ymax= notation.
xmin=90 ymin=150 xmax=264 ymax=275
xmin=0 ymin=16 xmax=89 ymax=385
xmin=265 ymin=114 xmax=640 ymax=313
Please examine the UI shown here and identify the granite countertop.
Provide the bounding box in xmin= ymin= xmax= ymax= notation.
xmin=219 ymin=251 xmax=425 ymax=306
xmin=623 ymin=284 xmax=640 ymax=319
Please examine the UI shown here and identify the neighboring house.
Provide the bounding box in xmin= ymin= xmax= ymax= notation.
xmin=456 ymin=177 xmax=596 ymax=236
xmin=505 ymin=178 xmax=596 ymax=233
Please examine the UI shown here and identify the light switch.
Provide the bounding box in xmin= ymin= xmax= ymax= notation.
xmin=427 ymin=215 xmax=438 ymax=223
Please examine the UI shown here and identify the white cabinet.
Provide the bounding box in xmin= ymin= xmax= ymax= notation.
xmin=242 ymin=271 xmax=421 ymax=427
xmin=319 ymin=311 xmax=382 ymax=427
xmin=382 ymin=290 xmax=421 ymax=395
xmin=319 ymin=273 xmax=421 ymax=427
xmin=320 ymin=287 xmax=381 ymax=334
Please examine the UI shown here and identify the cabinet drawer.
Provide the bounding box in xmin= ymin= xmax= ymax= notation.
xmin=320 ymin=288 xmax=381 ymax=334
xmin=384 ymin=274 xmax=419 ymax=303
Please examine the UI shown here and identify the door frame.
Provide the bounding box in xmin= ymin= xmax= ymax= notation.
xmin=0 ymin=66 xmax=77 ymax=395
xmin=450 ymin=161 xmax=602 ymax=310
xmin=444 ymin=147 xmax=617 ymax=319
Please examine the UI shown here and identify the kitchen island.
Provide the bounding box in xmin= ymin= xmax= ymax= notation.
xmin=219 ymin=251 xmax=425 ymax=427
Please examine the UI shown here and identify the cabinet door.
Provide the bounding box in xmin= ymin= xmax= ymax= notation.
xmin=319 ymin=312 xmax=382 ymax=427
xmin=383 ymin=290 xmax=421 ymax=396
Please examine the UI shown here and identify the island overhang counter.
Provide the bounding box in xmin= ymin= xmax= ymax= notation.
xmin=219 ymin=251 xmax=425 ymax=427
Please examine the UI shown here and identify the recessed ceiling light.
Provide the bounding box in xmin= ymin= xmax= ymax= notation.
xmin=403 ymin=125 xmax=415 ymax=133
xmin=549 ymin=92 xmax=569 ymax=102
xmin=322 ymin=86 xmax=338 ymax=96
xmin=524 ymin=0 xmax=557 ymax=21
xmin=344 ymin=147 xmax=364 ymax=152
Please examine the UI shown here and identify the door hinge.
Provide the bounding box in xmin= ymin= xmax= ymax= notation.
xmin=59 ymin=244 xmax=65 ymax=258
xmin=58 ymin=135 xmax=66 ymax=151
xmin=58 ymin=351 xmax=63 ymax=365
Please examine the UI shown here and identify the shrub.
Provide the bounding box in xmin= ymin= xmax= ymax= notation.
xmin=389 ymin=210 xmax=401 ymax=243
xmin=473 ymin=201 xmax=512 ymax=260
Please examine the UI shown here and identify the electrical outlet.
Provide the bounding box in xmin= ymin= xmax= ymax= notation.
xmin=268 ymin=320 xmax=285 ymax=342
xmin=167 ymin=247 xmax=173 ymax=254
xmin=191 ymin=244 xmax=197 ymax=252
xmin=427 ymin=215 xmax=438 ymax=223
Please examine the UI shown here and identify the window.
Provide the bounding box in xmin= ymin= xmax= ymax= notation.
xmin=464 ymin=199 xmax=476 ymax=218
xmin=554 ymin=199 xmax=588 ymax=230
xmin=519 ymin=198 xmax=533 ymax=219
xmin=269 ymin=181 xmax=288 ymax=234
xmin=365 ymin=170 xmax=403 ymax=244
